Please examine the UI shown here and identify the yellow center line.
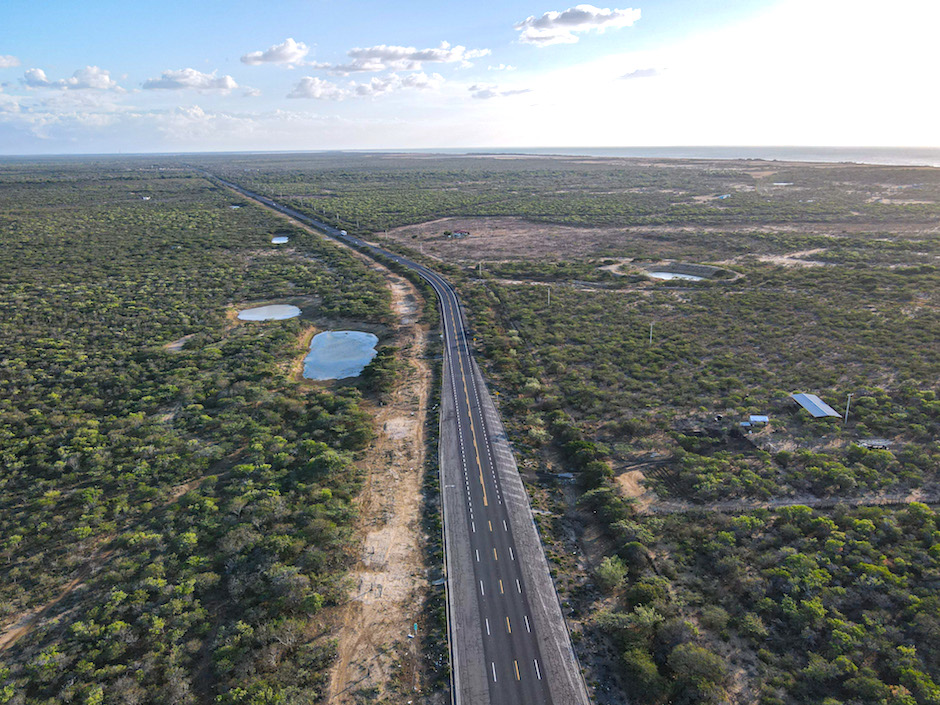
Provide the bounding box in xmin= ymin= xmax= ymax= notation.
xmin=493 ymin=548 xmax=498 ymax=561
xmin=499 ymin=579 xmax=504 ymax=594
xmin=506 ymin=616 xmax=512 ymax=633
xmin=488 ymin=520 xmax=493 ymax=532
xmin=450 ymin=307 xmax=488 ymax=507
xmin=514 ymin=660 xmax=521 ymax=681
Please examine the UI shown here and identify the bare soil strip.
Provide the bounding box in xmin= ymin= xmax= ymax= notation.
xmin=324 ymin=275 xmax=431 ymax=703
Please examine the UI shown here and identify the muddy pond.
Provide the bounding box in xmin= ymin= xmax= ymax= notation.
xmin=647 ymin=271 xmax=705 ymax=281
xmin=304 ymin=331 xmax=378 ymax=380
xmin=237 ymin=304 xmax=302 ymax=321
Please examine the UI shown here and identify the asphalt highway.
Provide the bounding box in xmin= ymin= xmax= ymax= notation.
xmin=207 ymin=173 xmax=589 ymax=705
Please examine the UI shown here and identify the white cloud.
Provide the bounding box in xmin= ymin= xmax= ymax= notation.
xmin=488 ymin=64 xmax=517 ymax=71
xmin=621 ymin=67 xmax=660 ymax=79
xmin=515 ymin=4 xmax=641 ymax=45
xmin=22 ymin=68 xmax=49 ymax=87
xmin=322 ymin=41 xmax=489 ymax=73
xmin=22 ymin=66 xmax=121 ymax=91
xmin=469 ymin=84 xmax=532 ymax=99
xmin=354 ymin=72 xmax=444 ymax=96
xmin=243 ymin=87 xmax=262 ymax=97
xmin=289 ymin=72 xmax=444 ymax=100
xmin=241 ymin=37 xmax=310 ymax=66
xmin=0 ymin=93 xmax=19 ymax=113
xmin=287 ymin=76 xmax=348 ymax=100
xmin=0 ymin=55 xmax=20 ymax=69
xmin=142 ymin=68 xmax=238 ymax=93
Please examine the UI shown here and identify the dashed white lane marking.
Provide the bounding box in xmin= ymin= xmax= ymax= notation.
xmin=471 ymin=521 xmax=475 ymax=533
xmin=516 ymin=579 xmax=522 ymax=593
xmin=524 ymin=615 xmax=531 ymax=632
xmin=479 ymin=580 xmax=485 ymax=596
xmin=509 ymin=547 xmax=515 ymax=561
xmin=534 ymin=659 xmax=542 ymax=680
xmin=503 ymin=520 xmax=508 ymax=531
xmin=492 ymin=662 xmax=497 ymax=682
xmin=475 ymin=549 xmax=480 ymax=562
xmin=485 ymin=618 xmax=490 ymax=635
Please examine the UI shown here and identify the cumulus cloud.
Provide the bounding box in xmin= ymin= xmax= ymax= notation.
xmin=22 ymin=66 xmax=121 ymax=91
xmin=287 ymin=76 xmax=348 ymax=100
xmin=241 ymin=37 xmax=310 ymax=66
xmin=488 ymin=63 xmax=517 ymax=71
xmin=469 ymin=84 xmax=532 ymax=99
xmin=0 ymin=55 xmax=21 ymax=69
xmin=621 ymin=67 xmax=660 ymax=79
xmin=243 ymin=87 xmax=262 ymax=97
xmin=288 ymin=71 xmax=444 ymax=99
xmin=321 ymin=41 xmax=489 ymax=73
xmin=142 ymin=68 xmax=238 ymax=93
xmin=354 ymin=72 xmax=444 ymax=96
xmin=515 ymin=4 xmax=641 ymax=45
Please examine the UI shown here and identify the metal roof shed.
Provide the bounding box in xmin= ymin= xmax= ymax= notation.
xmin=791 ymin=393 xmax=841 ymax=418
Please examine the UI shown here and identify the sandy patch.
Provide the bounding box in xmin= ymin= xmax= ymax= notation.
xmin=615 ymin=469 xmax=654 ymax=513
xmin=750 ymin=248 xmax=830 ymax=267
xmin=384 ymin=417 xmax=416 ymax=440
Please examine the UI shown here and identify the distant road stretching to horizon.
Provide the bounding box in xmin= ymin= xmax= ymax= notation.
xmin=206 ymin=171 xmax=591 ymax=705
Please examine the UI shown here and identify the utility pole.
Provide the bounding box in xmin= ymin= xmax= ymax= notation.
xmin=547 ymin=287 xmax=551 ymax=306
xmin=649 ymin=322 xmax=654 ymax=346
xmin=844 ymin=393 xmax=853 ymax=424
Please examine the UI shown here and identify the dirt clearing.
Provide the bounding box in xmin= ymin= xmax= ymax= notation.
xmin=324 ymin=272 xmax=433 ymax=704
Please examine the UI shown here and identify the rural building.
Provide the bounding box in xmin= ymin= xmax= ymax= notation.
xmin=446 ymin=229 xmax=470 ymax=239
xmin=790 ymin=393 xmax=841 ymax=418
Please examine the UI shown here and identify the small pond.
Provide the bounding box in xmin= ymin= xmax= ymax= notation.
xmin=304 ymin=331 xmax=379 ymax=381
xmin=647 ymin=271 xmax=705 ymax=281
xmin=237 ymin=304 xmax=302 ymax=321
xmin=271 ymin=236 xmax=290 ymax=244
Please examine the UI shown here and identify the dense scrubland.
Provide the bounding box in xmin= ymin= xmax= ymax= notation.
xmin=0 ymin=162 xmax=392 ymax=703
xmin=2 ymin=153 xmax=939 ymax=705
xmin=206 ymin=153 xmax=940 ymax=704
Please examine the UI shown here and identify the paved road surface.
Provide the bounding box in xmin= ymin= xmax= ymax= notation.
xmin=207 ymin=173 xmax=590 ymax=705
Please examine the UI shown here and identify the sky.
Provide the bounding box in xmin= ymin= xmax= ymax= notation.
xmin=0 ymin=0 xmax=938 ymax=154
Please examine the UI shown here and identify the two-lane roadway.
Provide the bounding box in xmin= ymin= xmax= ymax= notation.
xmin=206 ymin=172 xmax=589 ymax=705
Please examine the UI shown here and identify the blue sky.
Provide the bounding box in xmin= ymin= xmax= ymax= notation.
xmin=0 ymin=0 xmax=936 ymax=154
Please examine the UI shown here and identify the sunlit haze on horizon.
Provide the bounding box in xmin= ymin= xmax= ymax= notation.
xmin=0 ymin=0 xmax=937 ymax=154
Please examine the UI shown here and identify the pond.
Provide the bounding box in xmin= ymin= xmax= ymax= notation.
xmin=304 ymin=331 xmax=379 ymax=380
xmin=647 ymin=271 xmax=705 ymax=281
xmin=237 ymin=304 xmax=302 ymax=321
xmin=271 ymin=236 xmax=290 ymax=244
